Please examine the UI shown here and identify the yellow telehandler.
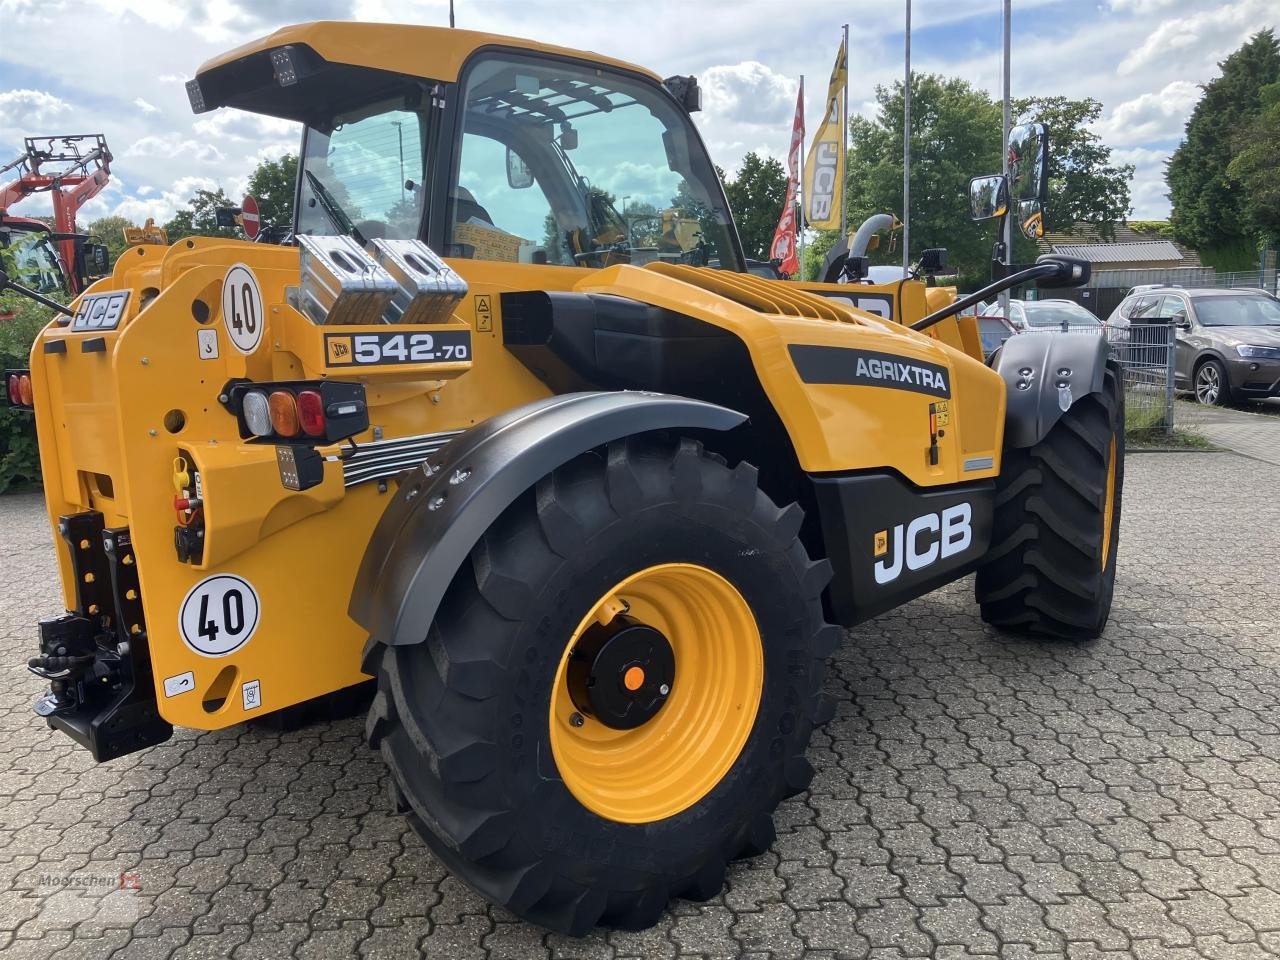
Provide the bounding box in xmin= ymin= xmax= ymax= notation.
xmin=9 ymin=22 xmax=1122 ymax=934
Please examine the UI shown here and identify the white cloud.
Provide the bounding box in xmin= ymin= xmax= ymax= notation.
xmin=125 ymin=134 xmax=225 ymax=163
xmin=1113 ymin=146 xmax=1173 ymax=218
xmin=0 ymin=88 xmax=71 ymax=128
xmin=133 ymin=98 xmax=160 ymax=115
xmin=1096 ymin=80 xmax=1200 ymax=147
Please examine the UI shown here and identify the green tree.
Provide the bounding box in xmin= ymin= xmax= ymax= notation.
xmin=1227 ymin=80 xmax=1280 ymax=246
xmin=245 ymin=154 xmax=298 ymax=232
xmin=84 ymin=215 xmax=137 ymax=262
xmin=163 ymin=187 xmax=239 ymax=241
xmin=163 ymin=153 xmax=300 ymax=241
xmin=841 ymin=73 xmax=1002 ymax=287
xmin=1167 ymin=29 xmax=1280 ymax=253
xmin=722 ymin=152 xmax=788 ymax=260
xmin=1014 ymin=96 xmax=1133 ymax=237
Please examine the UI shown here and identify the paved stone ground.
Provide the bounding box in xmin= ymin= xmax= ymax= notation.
xmin=1177 ymin=401 xmax=1280 ymax=466
xmin=4 ymin=451 xmax=1280 ymax=959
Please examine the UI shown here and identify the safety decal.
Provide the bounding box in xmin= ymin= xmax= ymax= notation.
xmin=221 ymin=263 xmax=264 ymax=354
xmin=178 ymin=574 xmax=261 ymax=657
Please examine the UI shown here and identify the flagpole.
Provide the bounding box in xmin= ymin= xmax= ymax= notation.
xmin=840 ymin=22 xmax=849 ymax=242
xmin=797 ymin=74 xmax=805 ymax=279
xmin=1000 ymin=0 xmax=1012 ymax=316
xmin=903 ymin=0 xmax=912 ymax=274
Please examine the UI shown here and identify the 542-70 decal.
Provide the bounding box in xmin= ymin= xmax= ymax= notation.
xmin=325 ymin=330 xmax=472 ymax=367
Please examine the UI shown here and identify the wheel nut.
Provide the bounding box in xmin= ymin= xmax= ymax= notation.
xmin=569 ymin=712 xmax=585 ymax=727
xmin=659 ymin=683 xmax=670 ymax=696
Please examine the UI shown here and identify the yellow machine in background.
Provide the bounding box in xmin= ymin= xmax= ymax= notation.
xmin=14 ymin=21 xmax=1123 ymax=936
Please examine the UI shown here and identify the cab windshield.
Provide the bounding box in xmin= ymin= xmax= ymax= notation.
xmin=447 ymin=53 xmax=740 ymax=271
xmin=297 ymin=95 xmax=427 ymax=243
xmin=2 ymin=227 xmax=68 ymax=297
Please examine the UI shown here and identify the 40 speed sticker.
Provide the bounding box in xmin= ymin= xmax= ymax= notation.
xmin=325 ymin=329 xmax=471 ymax=367
xmin=178 ymin=574 xmax=261 ymax=657
xmin=222 ymin=263 xmax=264 ymax=354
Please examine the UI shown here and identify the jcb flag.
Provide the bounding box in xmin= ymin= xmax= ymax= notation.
xmin=769 ymin=81 xmax=804 ymax=276
xmin=803 ymin=37 xmax=847 ymax=230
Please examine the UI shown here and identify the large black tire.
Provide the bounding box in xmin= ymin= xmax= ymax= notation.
xmin=976 ymin=363 xmax=1124 ymax=639
xmin=365 ymin=436 xmax=837 ymax=934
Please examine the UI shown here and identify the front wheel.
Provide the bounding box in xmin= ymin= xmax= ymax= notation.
xmin=976 ymin=363 xmax=1124 ymax=640
xmin=1194 ymin=358 xmax=1230 ymax=406
xmin=365 ymin=436 xmax=837 ymax=934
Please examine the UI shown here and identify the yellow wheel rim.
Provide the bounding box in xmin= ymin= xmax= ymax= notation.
xmin=1101 ymin=435 xmax=1117 ymax=570
xmin=549 ymin=563 xmax=764 ymax=824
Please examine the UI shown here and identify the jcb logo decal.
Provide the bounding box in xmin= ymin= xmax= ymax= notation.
xmin=874 ymin=503 xmax=972 ymax=585
xmin=327 ymin=336 xmax=353 ymax=364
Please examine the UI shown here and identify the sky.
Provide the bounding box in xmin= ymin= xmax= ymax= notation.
xmin=0 ymin=0 xmax=1275 ymax=228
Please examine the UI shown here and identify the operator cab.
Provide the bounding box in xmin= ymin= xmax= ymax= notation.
xmin=0 ymin=223 xmax=70 ymax=298
xmin=191 ymin=24 xmax=742 ymax=272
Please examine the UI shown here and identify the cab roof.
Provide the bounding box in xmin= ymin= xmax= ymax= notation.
xmin=196 ymin=20 xmax=658 ymax=88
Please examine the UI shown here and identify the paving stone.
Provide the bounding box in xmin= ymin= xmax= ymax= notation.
xmin=2 ymin=454 xmax=1280 ymax=957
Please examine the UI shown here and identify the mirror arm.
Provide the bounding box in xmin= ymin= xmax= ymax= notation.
xmin=0 ymin=272 xmax=76 ymax=317
xmin=910 ymin=263 xmax=1058 ymax=332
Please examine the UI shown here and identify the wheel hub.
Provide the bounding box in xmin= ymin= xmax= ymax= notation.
xmin=567 ymin=614 xmax=674 ymax=730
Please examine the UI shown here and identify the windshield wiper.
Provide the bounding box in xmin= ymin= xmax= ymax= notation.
xmin=304 ymin=170 xmax=366 ymax=247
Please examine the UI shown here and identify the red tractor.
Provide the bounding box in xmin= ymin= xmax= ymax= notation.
xmin=0 ymin=134 xmax=114 ymax=310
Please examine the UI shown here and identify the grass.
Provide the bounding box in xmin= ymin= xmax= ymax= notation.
xmin=1126 ymin=426 xmax=1216 ymax=450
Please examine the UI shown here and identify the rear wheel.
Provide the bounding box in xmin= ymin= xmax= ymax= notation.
xmin=365 ymin=436 xmax=836 ymax=934
xmin=976 ymin=364 xmax=1124 ymax=639
xmin=1194 ymin=358 xmax=1229 ymax=406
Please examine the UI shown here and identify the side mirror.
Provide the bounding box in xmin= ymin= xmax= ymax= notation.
xmin=1019 ymin=200 xmax=1044 ymax=241
xmin=1007 ymin=122 xmax=1049 ymax=204
xmin=559 ymin=123 xmax=578 ymax=151
xmin=505 ymin=147 xmax=534 ymax=189
xmin=1034 ymin=254 xmax=1090 ymax=289
xmin=215 ymin=207 xmax=241 ymax=229
xmin=969 ymin=175 xmax=1009 ymax=221
xmin=1175 ymin=318 xmax=1191 ymax=330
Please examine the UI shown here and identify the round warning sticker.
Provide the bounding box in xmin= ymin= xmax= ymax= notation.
xmin=178 ymin=574 xmax=261 ymax=657
xmin=221 ymin=263 xmax=264 ymax=354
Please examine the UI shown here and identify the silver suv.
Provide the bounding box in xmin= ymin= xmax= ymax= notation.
xmin=1106 ymin=288 xmax=1280 ymax=405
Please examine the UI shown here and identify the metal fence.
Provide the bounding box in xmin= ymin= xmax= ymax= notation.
xmin=1051 ymin=323 xmax=1179 ymax=434
xmin=1107 ymin=323 xmax=1178 ymax=435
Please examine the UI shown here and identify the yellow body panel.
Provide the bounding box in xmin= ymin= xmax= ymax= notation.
xmin=31 ymin=241 xmax=1005 ymax=731
xmin=197 ymin=21 xmax=661 ymax=86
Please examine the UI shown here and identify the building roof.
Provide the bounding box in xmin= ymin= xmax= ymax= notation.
xmin=1050 ymin=240 xmax=1184 ymax=263
xmin=1038 ymin=222 xmax=1202 ymax=269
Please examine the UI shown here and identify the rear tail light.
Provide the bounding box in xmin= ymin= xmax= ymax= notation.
xmin=5 ymin=370 xmax=34 ymax=410
xmin=222 ymin=379 xmax=368 ymax=445
xmin=296 ymin=389 xmax=325 ymax=437
xmin=242 ymin=390 xmax=273 ymax=436
xmin=268 ymin=390 xmax=300 ymax=437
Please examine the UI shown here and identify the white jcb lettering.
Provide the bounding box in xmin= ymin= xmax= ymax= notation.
xmin=940 ymin=503 xmax=972 ymax=558
xmin=874 ymin=503 xmax=974 ymax=585
xmin=906 ymin=514 xmax=940 ymax=569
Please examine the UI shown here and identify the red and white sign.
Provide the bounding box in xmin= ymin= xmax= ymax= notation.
xmin=240 ymin=195 xmax=260 ymax=240
xmin=770 ymin=81 xmax=805 ymax=277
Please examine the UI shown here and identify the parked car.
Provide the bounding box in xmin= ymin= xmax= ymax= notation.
xmin=981 ymin=298 xmax=1103 ymax=333
xmin=976 ymin=313 xmax=1017 ymax=361
xmin=1123 ymin=282 xmax=1181 ymax=299
xmin=1105 ymin=288 xmax=1280 ymax=405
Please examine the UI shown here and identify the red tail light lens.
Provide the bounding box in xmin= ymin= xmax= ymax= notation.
xmin=296 ymin=389 xmax=325 ymax=437
xmin=268 ymin=390 xmax=300 ymax=437
xmin=6 ymin=374 xmax=19 ymax=405
xmin=17 ymin=374 xmax=33 ymax=406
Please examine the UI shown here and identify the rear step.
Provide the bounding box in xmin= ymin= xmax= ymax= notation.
xmin=29 ymin=512 xmax=172 ymax=762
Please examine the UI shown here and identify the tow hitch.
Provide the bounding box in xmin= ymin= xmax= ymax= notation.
xmin=29 ymin=512 xmax=172 ymax=762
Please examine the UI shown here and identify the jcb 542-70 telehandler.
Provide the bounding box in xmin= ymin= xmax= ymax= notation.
xmin=10 ymin=22 xmax=1122 ymax=935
